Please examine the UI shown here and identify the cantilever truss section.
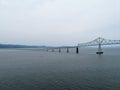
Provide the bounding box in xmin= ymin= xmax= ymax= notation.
xmin=78 ymin=37 xmax=120 ymax=47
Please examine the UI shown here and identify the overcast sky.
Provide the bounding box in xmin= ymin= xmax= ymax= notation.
xmin=0 ymin=0 xmax=120 ymax=46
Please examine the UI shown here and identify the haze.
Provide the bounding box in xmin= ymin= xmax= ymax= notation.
xmin=0 ymin=0 xmax=120 ymax=46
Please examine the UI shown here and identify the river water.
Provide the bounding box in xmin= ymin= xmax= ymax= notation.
xmin=0 ymin=48 xmax=120 ymax=90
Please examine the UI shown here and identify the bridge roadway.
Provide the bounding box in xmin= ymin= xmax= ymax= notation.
xmin=47 ymin=46 xmax=79 ymax=53
xmin=47 ymin=37 xmax=120 ymax=54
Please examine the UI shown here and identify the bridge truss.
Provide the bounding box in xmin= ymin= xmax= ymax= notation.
xmin=78 ymin=37 xmax=120 ymax=46
xmin=78 ymin=37 xmax=120 ymax=54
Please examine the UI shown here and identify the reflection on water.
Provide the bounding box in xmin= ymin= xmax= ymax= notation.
xmin=0 ymin=48 xmax=120 ymax=90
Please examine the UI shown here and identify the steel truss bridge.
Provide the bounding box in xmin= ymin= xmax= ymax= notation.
xmin=47 ymin=37 xmax=120 ymax=54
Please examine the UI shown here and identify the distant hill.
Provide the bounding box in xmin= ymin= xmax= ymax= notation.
xmin=0 ymin=44 xmax=46 ymax=48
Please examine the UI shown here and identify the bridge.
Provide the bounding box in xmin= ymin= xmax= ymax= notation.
xmin=47 ymin=37 xmax=120 ymax=54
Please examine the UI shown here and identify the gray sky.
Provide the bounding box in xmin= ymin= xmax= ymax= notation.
xmin=0 ymin=0 xmax=120 ymax=46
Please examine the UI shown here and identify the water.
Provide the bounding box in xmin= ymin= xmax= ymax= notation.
xmin=0 ymin=48 xmax=120 ymax=90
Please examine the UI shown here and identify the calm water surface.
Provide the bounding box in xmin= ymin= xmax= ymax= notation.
xmin=0 ymin=48 xmax=120 ymax=90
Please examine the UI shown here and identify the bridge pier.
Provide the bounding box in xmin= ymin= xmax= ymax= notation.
xmin=52 ymin=49 xmax=54 ymax=52
xmin=76 ymin=47 xmax=79 ymax=54
xmin=59 ymin=48 xmax=61 ymax=52
xmin=67 ymin=48 xmax=69 ymax=53
xmin=96 ymin=44 xmax=103 ymax=54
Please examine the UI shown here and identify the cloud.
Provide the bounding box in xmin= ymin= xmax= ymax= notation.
xmin=0 ymin=0 xmax=120 ymax=45
xmin=0 ymin=0 xmax=54 ymax=9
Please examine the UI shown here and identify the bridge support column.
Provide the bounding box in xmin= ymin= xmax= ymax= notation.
xmin=76 ymin=47 xmax=79 ymax=54
xmin=52 ymin=49 xmax=54 ymax=52
xmin=67 ymin=48 xmax=69 ymax=53
xmin=59 ymin=48 xmax=61 ymax=52
xmin=96 ymin=44 xmax=103 ymax=54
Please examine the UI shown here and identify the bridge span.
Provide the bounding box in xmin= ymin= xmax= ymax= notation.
xmin=47 ymin=37 xmax=120 ymax=54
